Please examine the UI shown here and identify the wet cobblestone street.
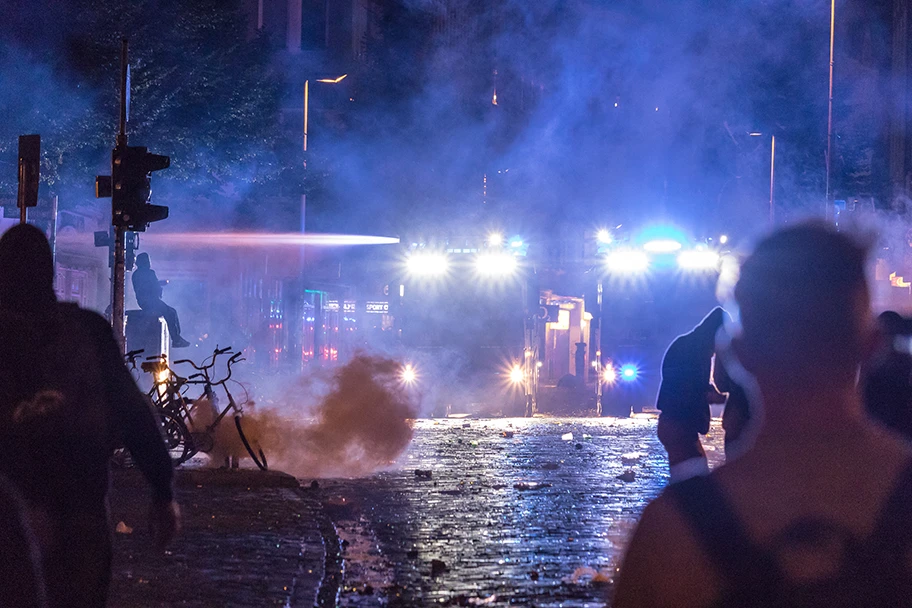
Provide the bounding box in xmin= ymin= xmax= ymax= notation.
xmin=322 ymin=417 xmax=726 ymax=607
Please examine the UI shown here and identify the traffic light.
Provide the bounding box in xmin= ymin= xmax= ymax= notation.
xmin=97 ymin=145 xmax=170 ymax=231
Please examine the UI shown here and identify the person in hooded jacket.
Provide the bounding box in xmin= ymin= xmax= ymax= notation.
xmin=0 ymin=224 xmax=179 ymax=608
xmin=656 ymin=307 xmax=728 ymax=483
xmin=132 ymin=252 xmax=190 ymax=348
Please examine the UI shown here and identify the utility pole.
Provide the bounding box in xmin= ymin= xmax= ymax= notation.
xmin=95 ymin=39 xmax=171 ymax=351
xmin=825 ymin=0 xmax=836 ymax=220
xmin=769 ymin=135 xmax=776 ymax=225
xmin=112 ymin=38 xmax=129 ymax=348
xmin=595 ymin=280 xmax=603 ymax=416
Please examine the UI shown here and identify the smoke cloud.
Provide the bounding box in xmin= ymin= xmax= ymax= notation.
xmin=205 ymin=354 xmax=419 ymax=478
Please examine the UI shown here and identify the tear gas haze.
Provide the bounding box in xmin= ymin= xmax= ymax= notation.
xmin=235 ymin=354 xmax=419 ymax=478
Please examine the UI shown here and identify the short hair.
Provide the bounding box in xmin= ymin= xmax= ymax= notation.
xmin=734 ymin=222 xmax=870 ymax=368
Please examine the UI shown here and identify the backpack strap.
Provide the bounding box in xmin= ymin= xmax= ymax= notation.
xmin=666 ymin=476 xmax=783 ymax=601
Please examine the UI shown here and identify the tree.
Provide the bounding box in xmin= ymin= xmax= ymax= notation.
xmin=0 ymin=0 xmax=282 ymax=204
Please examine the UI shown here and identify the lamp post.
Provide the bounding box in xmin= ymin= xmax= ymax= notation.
xmin=825 ymin=0 xmax=836 ymax=219
xmin=303 ymin=74 xmax=348 ymax=152
xmin=595 ymin=280 xmax=603 ymax=416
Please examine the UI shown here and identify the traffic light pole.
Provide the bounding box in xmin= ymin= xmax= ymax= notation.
xmin=111 ymin=39 xmax=129 ymax=349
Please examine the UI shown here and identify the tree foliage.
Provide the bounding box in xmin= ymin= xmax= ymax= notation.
xmin=0 ymin=0 xmax=282 ymax=201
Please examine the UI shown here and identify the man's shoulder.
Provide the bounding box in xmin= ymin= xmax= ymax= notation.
xmin=616 ymin=489 xmax=719 ymax=607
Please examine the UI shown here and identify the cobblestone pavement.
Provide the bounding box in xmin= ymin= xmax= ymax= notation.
xmin=320 ymin=417 xmax=725 ymax=607
xmin=108 ymin=468 xmax=327 ymax=607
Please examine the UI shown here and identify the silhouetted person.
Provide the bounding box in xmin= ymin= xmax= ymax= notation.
xmin=656 ymin=307 xmax=727 ymax=483
xmin=0 ymin=225 xmax=179 ymax=608
xmin=132 ymin=252 xmax=190 ymax=348
xmin=616 ymin=222 xmax=912 ymax=607
xmin=863 ymin=310 xmax=912 ymax=438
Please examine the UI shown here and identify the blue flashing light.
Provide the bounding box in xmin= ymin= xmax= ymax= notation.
xmin=634 ymin=225 xmax=689 ymax=249
xmin=620 ymin=364 xmax=638 ymax=382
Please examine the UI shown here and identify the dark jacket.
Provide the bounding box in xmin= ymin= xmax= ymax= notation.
xmin=656 ymin=308 xmax=726 ymax=434
xmin=0 ymin=303 xmax=173 ymax=510
xmin=656 ymin=334 xmax=714 ymax=433
xmin=132 ymin=266 xmax=163 ymax=308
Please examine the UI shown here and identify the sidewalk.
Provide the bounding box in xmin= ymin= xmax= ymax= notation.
xmin=108 ymin=468 xmax=331 ymax=607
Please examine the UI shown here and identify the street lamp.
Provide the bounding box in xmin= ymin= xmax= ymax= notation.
xmin=304 ymin=74 xmax=348 ymax=152
xmin=825 ymin=0 xmax=835 ymax=219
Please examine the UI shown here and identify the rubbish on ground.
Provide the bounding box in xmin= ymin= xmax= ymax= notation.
xmin=415 ymin=469 xmax=433 ymax=478
xmin=621 ymin=453 xmax=641 ymax=464
xmin=431 ymin=559 xmax=448 ymax=577
xmin=617 ymin=470 xmax=636 ymax=482
xmin=569 ymin=566 xmax=613 ymax=584
xmin=115 ymin=521 xmax=133 ymax=534
xmin=575 ymin=443 xmax=583 ymax=450
xmin=514 ymin=482 xmax=552 ymax=491
xmin=561 ymin=432 xmax=573 ymax=441
xmin=502 ymin=431 xmax=514 ymax=438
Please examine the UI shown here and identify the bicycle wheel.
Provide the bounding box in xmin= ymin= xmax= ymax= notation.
xmin=158 ymin=410 xmax=195 ymax=465
xmin=234 ymin=415 xmax=268 ymax=471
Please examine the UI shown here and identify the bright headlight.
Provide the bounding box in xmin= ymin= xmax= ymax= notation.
xmin=642 ymin=239 xmax=682 ymax=253
xmin=401 ymin=364 xmax=417 ymax=384
xmin=406 ymin=253 xmax=448 ymax=276
xmin=677 ymin=250 xmax=720 ymax=270
xmin=605 ymin=250 xmax=649 ymax=274
xmin=509 ymin=365 xmax=524 ymax=384
xmin=476 ymin=253 xmax=518 ymax=276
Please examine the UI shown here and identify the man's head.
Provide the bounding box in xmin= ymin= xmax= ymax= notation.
xmin=136 ymin=252 xmax=151 ymax=269
xmin=0 ymin=224 xmax=56 ymax=312
xmin=732 ymin=222 xmax=872 ymax=387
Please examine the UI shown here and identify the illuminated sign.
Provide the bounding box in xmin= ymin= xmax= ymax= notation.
xmin=890 ymin=272 xmax=911 ymax=288
xmin=548 ymin=309 xmax=570 ymax=330
xmin=366 ymin=301 xmax=389 ymax=314
xmin=325 ymin=300 xmax=357 ymax=313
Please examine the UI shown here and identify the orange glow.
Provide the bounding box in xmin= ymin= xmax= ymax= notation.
xmin=492 ymin=89 xmax=498 ymax=105
xmin=316 ymin=74 xmax=348 ymax=84
xmin=890 ymin=272 xmax=911 ymax=288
